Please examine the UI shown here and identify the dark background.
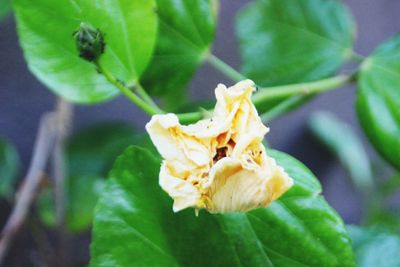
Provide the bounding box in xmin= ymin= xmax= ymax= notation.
xmin=0 ymin=0 xmax=399 ymax=262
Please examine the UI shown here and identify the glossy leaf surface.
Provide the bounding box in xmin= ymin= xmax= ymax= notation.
xmin=236 ymin=0 xmax=355 ymax=86
xmin=357 ymin=35 xmax=400 ymax=170
xmin=140 ymin=0 xmax=217 ymax=108
xmin=13 ymin=0 xmax=157 ymax=103
xmin=91 ymin=147 xmax=354 ymax=266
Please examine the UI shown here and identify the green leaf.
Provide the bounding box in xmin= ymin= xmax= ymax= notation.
xmin=0 ymin=137 xmax=19 ymax=201
xmin=309 ymin=111 xmax=373 ymax=194
xmin=90 ymin=147 xmax=354 ymax=266
xmin=236 ymin=0 xmax=355 ymax=87
xmin=66 ymin=174 xmax=105 ymax=231
xmin=38 ymin=123 xmax=147 ymax=232
xmin=67 ymin=123 xmax=152 ymax=232
xmin=366 ymin=209 xmax=400 ymax=234
xmin=356 ymin=34 xmax=400 ymax=170
xmin=67 ymin=123 xmax=142 ymax=177
xmin=13 ymin=0 xmax=157 ymax=103
xmin=140 ymin=0 xmax=217 ymax=108
xmin=0 ymin=0 xmax=12 ymax=21
xmin=348 ymin=225 xmax=400 ymax=267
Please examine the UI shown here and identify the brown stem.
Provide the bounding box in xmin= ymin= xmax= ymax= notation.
xmin=52 ymin=99 xmax=73 ymax=227
xmin=52 ymin=98 xmax=73 ymax=266
xmin=0 ymin=98 xmax=73 ymax=265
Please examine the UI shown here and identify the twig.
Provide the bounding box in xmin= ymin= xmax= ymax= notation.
xmin=52 ymin=99 xmax=73 ymax=227
xmin=52 ymin=98 xmax=73 ymax=267
xmin=0 ymin=112 xmax=58 ymax=264
xmin=0 ymin=97 xmax=73 ymax=265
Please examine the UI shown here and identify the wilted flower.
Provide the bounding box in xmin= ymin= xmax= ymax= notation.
xmin=146 ymin=80 xmax=293 ymax=213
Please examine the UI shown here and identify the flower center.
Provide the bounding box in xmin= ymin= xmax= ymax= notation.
xmin=213 ymin=147 xmax=228 ymax=163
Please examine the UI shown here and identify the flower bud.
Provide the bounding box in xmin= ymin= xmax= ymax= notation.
xmin=73 ymin=23 xmax=105 ymax=62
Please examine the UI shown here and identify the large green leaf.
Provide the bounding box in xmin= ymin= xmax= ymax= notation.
xmin=348 ymin=225 xmax=400 ymax=267
xmin=356 ymin=35 xmax=400 ymax=170
xmin=0 ymin=137 xmax=19 ymax=201
xmin=236 ymin=0 xmax=355 ymax=86
xmin=140 ymin=0 xmax=217 ymax=108
xmin=13 ymin=0 xmax=157 ymax=103
xmin=90 ymin=146 xmax=354 ymax=266
xmin=309 ymin=112 xmax=373 ymax=194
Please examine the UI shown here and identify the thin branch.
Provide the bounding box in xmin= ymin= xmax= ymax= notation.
xmin=0 ymin=97 xmax=71 ymax=265
xmin=96 ymin=62 xmax=164 ymax=115
xmin=51 ymin=98 xmax=73 ymax=267
xmin=0 ymin=112 xmax=58 ymax=264
xmin=260 ymin=95 xmax=310 ymax=123
xmin=134 ymin=82 xmax=159 ymax=110
xmin=52 ymin=99 xmax=73 ymax=227
xmin=252 ymin=75 xmax=351 ymax=106
xmin=176 ymin=75 xmax=352 ymax=124
xmin=206 ymin=53 xmax=247 ymax=82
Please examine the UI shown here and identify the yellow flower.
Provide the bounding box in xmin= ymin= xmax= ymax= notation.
xmin=146 ymin=80 xmax=293 ymax=213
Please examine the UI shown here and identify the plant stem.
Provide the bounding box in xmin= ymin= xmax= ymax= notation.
xmin=176 ymin=75 xmax=352 ymax=124
xmin=253 ymin=75 xmax=351 ymax=107
xmin=52 ymin=98 xmax=73 ymax=267
xmin=134 ymin=82 xmax=160 ymax=110
xmin=0 ymin=112 xmax=58 ymax=264
xmin=206 ymin=54 xmax=247 ymax=82
xmin=260 ymin=95 xmax=309 ymax=123
xmin=96 ymin=63 xmax=163 ymax=115
xmin=177 ymin=111 xmax=204 ymax=124
xmin=98 ymin=53 xmax=351 ymax=124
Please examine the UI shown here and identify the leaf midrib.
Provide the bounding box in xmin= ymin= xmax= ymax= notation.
xmin=158 ymin=15 xmax=206 ymax=54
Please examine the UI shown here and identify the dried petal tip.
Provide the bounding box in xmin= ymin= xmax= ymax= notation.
xmin=73 ymin=22 xmax=105 ymax=62
xmin=146 ymin=80 xmax=294 ymax=214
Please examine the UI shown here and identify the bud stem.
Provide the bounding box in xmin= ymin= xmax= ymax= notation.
xmin=134 ymin=83 xmax=160 ymax=111
xmin=96 ymin=62 xmax=163 ymax=115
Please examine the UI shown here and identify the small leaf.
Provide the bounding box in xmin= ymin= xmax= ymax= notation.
xmin=309 ymin=111 xmax=373 ymax=194
xmin=356 ymin=34 xmax=400 ymax=170
xmin=0 ymin=137 xmax=19 ymax=200
xmin=140 ymin=0 xmax=217 ymax=108
xmin=90 ymin=146 xmax=354 ymax=266
xmin=13 ymin=0 xmax=157 ymax=103
xmin=236 ymin=0 xmax=355 ymax=86
xmin=348 ymin=225 xmax=400 ymax=267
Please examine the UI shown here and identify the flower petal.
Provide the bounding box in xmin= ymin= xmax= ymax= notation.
xmin=160 ymin=162 xmax=201 ymax=212
xmin=145 ymin=80 xmax=293 ymax=214
xmin=146 ymin=114 xmax=210 ymax=167
xmin=206 ymin=154 xmax=293 ymax=213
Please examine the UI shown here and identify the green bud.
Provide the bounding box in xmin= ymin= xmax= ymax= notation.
xmin=73 ymin=22 xmax=105 ymax=62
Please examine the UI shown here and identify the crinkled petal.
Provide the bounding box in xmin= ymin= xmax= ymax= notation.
xmin=206 ymin=155 xmax=293 ymax=213
xmin=146 ymin=114 xmax=210 ymax=167
xmin=159 ymin=162 xmax=200 ymax=212
xmin=145 ymin=79 xmax=294 ymax=214
xmin=214 ymin=79 xmax=269 ymax=142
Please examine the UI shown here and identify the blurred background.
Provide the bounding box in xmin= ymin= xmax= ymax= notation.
xmin=0 ymin=0 xmax=399 ymax=265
